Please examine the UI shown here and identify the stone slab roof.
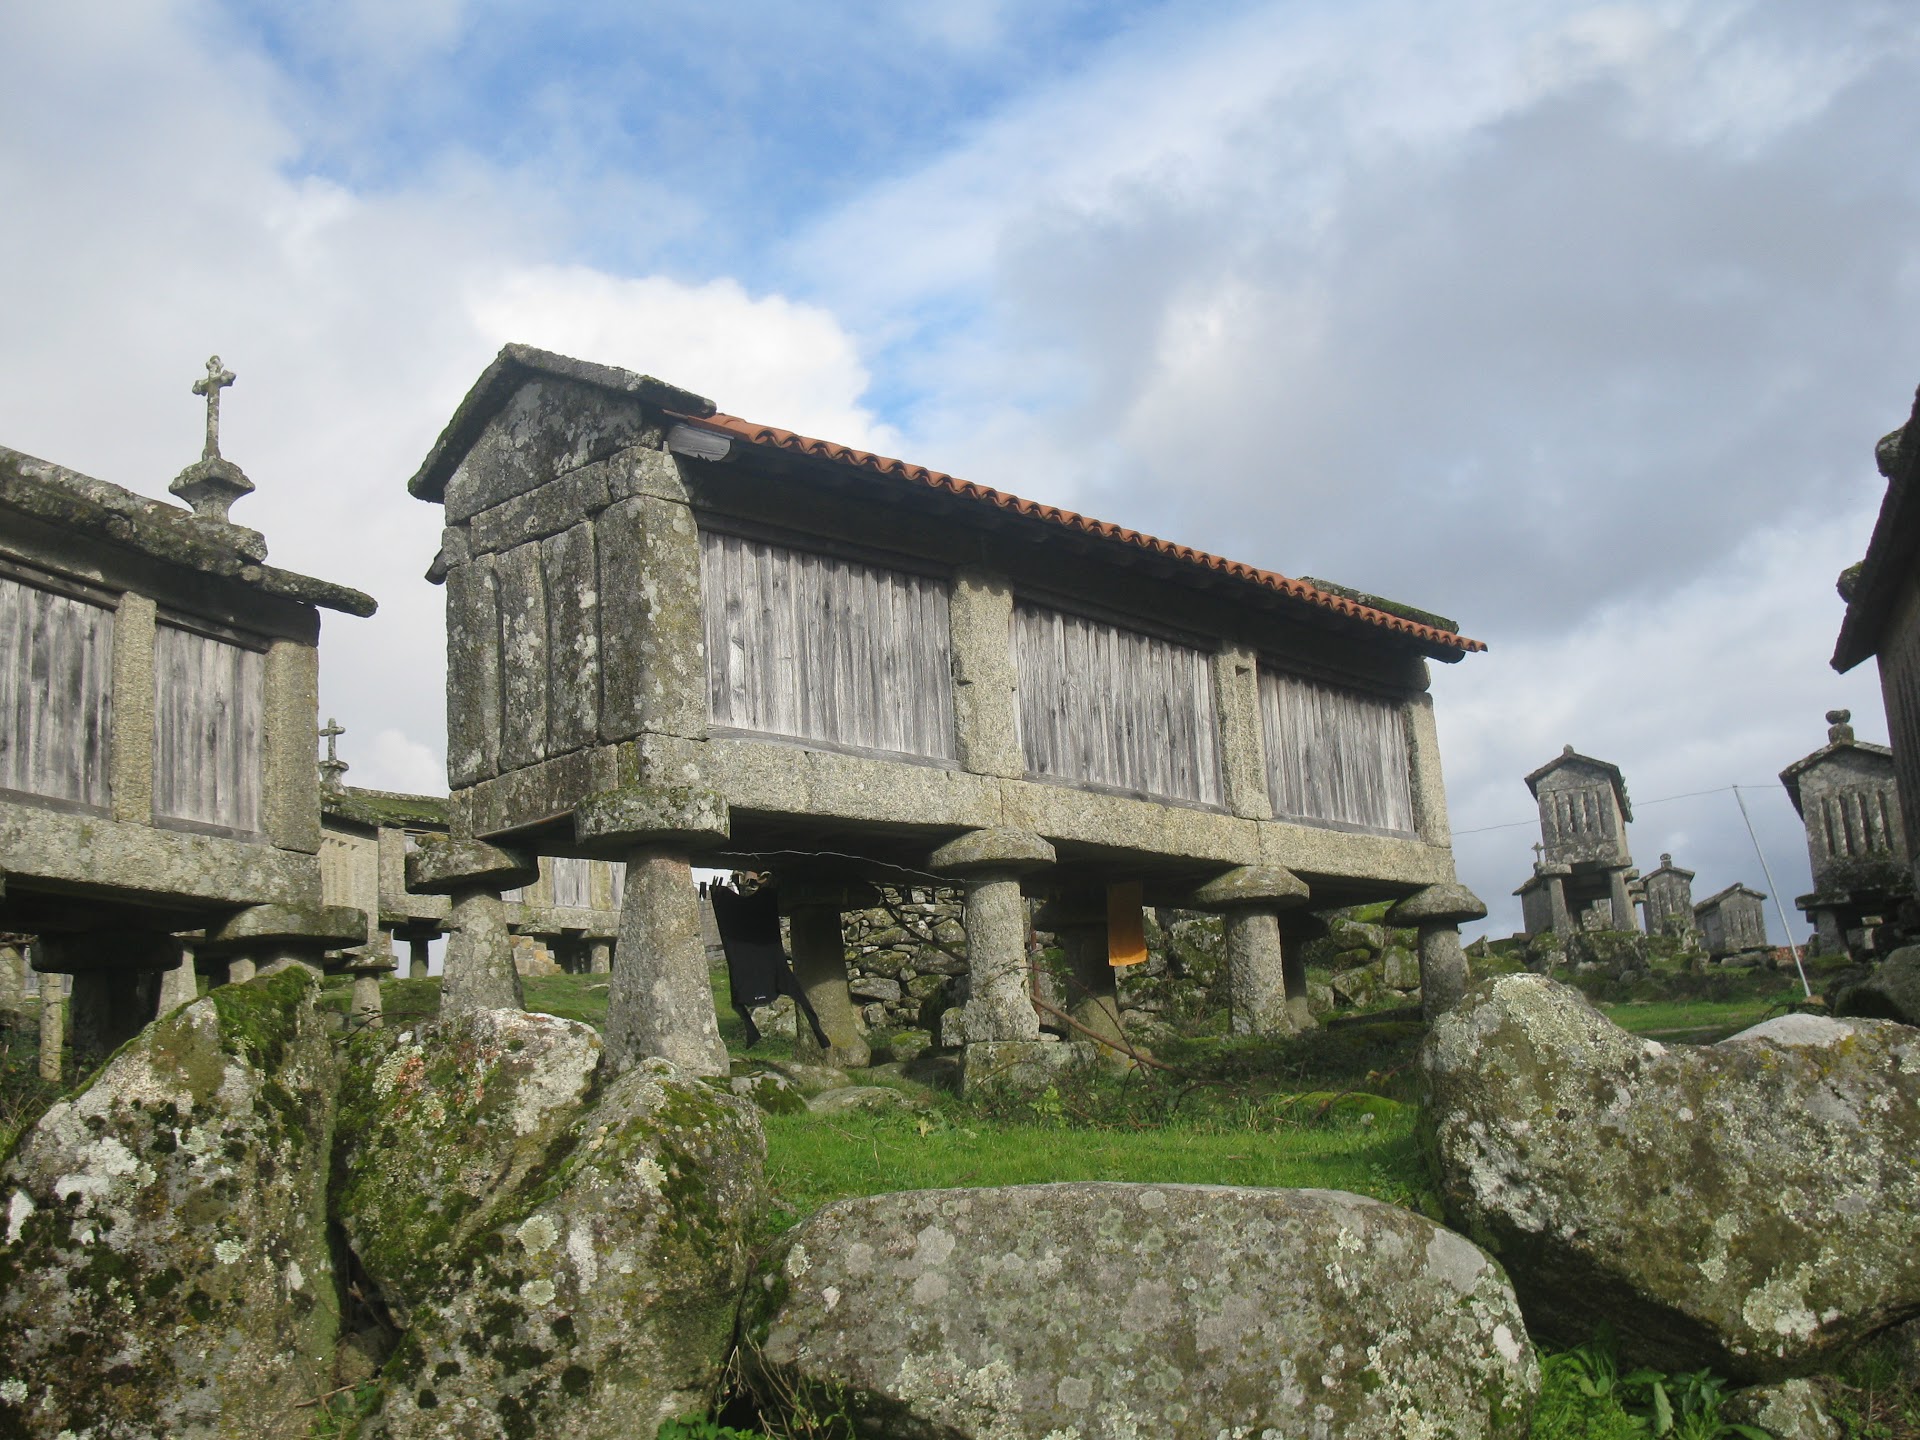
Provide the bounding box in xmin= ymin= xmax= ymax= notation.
xmin=1779 ymin=735 xmax=1894 ymax=815
xmin=0 ymin=445 xmax=376 ymax=617
xmin=1834 ymin=383 xmax=1920 ymax=673
xmin=1695 ymin=882 xmax=1766 ymax=911
xmin=1524 ymin=746 xmax=1634 ymax=822
xmin=409 ymin=344 xmax=1484 ymax=661
xmin=321 ymin=787 xmax=450 ymax=831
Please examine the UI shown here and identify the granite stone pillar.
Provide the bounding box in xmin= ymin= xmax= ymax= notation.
xmin=37 ymin=970 xmax=65 ymax=1082
xmin=406 ymin=839 xmax=540 ymax=1020
xmin=201 ymin=903 xmax=368 ymax=986
xmin=931 ymin=829 xmax=1055 ymax=1044
xmin=587 ymin=938 xmax=613 ymax=975
xmin=1188 ymin=865 xmax=1311 ymax=1036
xmin=1542 ymin=867 xmax=1574 ymax=937
xmin=0 ymin=942 xmax=25 ymax=1013
xmin=574 ymin=782 xmax=731 ymax=1076
xmin=348 ymin=953 xmax=395 ymax=1029
xmin=156 ymin=946 xmax=199 ymax=1014
xmin=1386 ymin=882 xmax=1488 ymax=1020
xmin=1278 ymin=915 xmax=1327 ymax=1032
xmin=1033 ymin=891 xmax=1126 ymax=1056
xmin=783 ymin=881 xmax=878 ymax=1069
xmin=1607 ymin=869 xmax=1635 ymax=931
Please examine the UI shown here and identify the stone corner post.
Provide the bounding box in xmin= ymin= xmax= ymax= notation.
xmin=947 ymin=568 xmax=1025 ymax=779
xmin=573 ymin=782 xmax=730 ymax=1077
xmin=1187 ymin=865 xmax=1312 ymax=1036
xmin=1385 ymin=882 xmax=1488 ymax=1020
xmin=346 ymin=950 xmax=398 ymax=1030
xmin=780 ymin=879 xmax=880 ymax=1070
xmin=406 ymin=839 xmax=539 ymax=1018
xmin=1211 ymin=643 xmax=1274 ymax=821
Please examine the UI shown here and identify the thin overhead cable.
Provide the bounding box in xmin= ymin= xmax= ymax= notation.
xmin=1451 ymin=783 xmax=1779 ymax=837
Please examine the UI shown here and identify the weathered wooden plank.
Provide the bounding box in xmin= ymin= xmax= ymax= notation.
xmin=1011 ymin=601 xmax=1222 ymax=805
xmin=152 ymin=623 xmax=263 ymax=833
xmin=0 ymin=573 xmax=116 ymax=809
xmin=1259 ymin=667 xmax=1414 ymax=835
xmin=494 ymin=540 xmax=550 ymax=771
xmin=551 ymin=855 xmax=593 ymax=908
xmin=543 ymin=522 xmax=600 ymax=757
xmin=700 ymin=529 xmax=956 ymax=761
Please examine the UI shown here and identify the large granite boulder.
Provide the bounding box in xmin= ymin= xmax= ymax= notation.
xmin=0 ymin=969 xmax=338 ymax=1440
xmin=1834 ymin=944 xmax=1920 ymax=1026
xmin=334 ymin=1006 xmax=605 ymax=1323
xmin=352 ymin=1050 xmax=766 ymax=1440
xmin=1422 ymin=975 xmax=1920 ymax=1379
xmin=743 ymin=1183 xmax=1537 ymax=1439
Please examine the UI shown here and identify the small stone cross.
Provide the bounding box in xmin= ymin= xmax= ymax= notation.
xmin=1531 ymin=842 xmax=1545 ymax=861
xmin=192 ymin=355 xmax=236 ymax=461
xmin=320 ymin=717 xmax=345 ymax=765
xmin=318 ymin=718 xmax=349 ymax=793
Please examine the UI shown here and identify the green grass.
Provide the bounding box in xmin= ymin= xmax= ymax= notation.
xmin=759 ymin=1099 xmax=1433 ymax=1239
xmin=1600 ymin=991 xmax=1798 ymax=1042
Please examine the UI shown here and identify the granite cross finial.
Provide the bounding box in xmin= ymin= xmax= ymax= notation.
xmin=192 ymin=356 xmax=236 ymax=461
xmin=319 ymin=718 xmax=349 ymax=793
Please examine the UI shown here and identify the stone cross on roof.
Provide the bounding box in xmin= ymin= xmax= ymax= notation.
xmin=192 ymin=355 xmax=236 ymax=461
xmin=171 ymin=354 xmax=256 ymax=525
xmin=319 ymin=717 xmax=349 ymax=793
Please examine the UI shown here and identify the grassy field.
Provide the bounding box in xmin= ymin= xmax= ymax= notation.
xmin=1599 ymin=989 xmax=1800 ymax=1042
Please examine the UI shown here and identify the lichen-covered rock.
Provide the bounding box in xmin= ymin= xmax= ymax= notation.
xmin=0 ymin=969 xmax=338 ymax=1439
xmin=1724 ymin=1378 xmax=1839 ymax=1440
xmin=362 ymin=1058 xmax=765 ymax=1440
xmin=1422 ymin=976 xmax=1920 ymax=1379
xmin=744 ymin=1183 xmax=1537 ymax=1439
xmin=334 ymin=1006 xmax=605 ymax=1323
xmin=1835 ymin=944 xmax=1920 ymax=1026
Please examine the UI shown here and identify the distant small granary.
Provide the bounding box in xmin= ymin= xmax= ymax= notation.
xmin=1832 ymin=387 xmax=1920 ymax=918
xmin=1693 ymin=883 xmax=1770 ymax=961
xmin=1515 ymin=746 xmax=1637 ymax=937
xmin=1638 ymin=853 xmax=1699 ymax=941
xmin=1778 ymin=709 xmax=1910 ymax=956
xmin=316 ymin=730 xmax=627 ymax=988
xmin=405 ymin=345 xmax=1488 ymax=1086
xmin=0 ymin=358 xmax=373 ymax=1068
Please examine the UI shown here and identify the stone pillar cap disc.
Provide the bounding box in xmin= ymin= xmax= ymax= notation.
xmin=406 ymin=837 xmax=541 ymax=894
xmin=202 ymin=903 xmax=369 ymax=955
xmin=1386 ymin=882 xmax=1488 ymax=926
xmin=1185 ymin=865 xmax=1309 ymax=910
xmin=927 ymin=827 xmax=1056 ymax=876
xmin=571 ymin=782 xmax=730 ymax=849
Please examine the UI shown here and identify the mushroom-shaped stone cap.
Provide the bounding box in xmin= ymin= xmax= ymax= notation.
xmin=928 ymin=827 xmax=1055 ymax=876
xmin=572 ymin=782 xmax=729 ymax=851
xmin=202 ymin=902 xmax=368 ymax=955
xmin=1186 ymin=865 xmax=1309 ymax=911
xmin=406 ymin=837 xmax=541 ymax=895
xmin=1386 ymin=883 xmax=1487 ymax=927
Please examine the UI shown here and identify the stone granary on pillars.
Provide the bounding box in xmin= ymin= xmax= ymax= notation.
xmin=1515 ymin=747 xmax=1637 ymax=937
xmin=1779 ymin=709 xmax=1911 ymax=957
xmin=1833 ymin=387 xmax=1920 ymax=913
xmin=317 ymin=734 xmax=627 ymax=987
xmin=1638 ymin=853 xmax=1700 ymax=942
xmin=404 ymin=344 xmax=1486 ymax=1087
xmin=0 ymin=357 xmax=372 ymax=1067
xmin=1693 ymin=883 xmax=1770 ymax=961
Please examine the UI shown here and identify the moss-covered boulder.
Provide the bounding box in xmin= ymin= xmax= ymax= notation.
xmin=0 ymin=969 xmax=338 ymax=1439
xmin=334 ymin=1007 xmax=605 ymax=1324
xmin=361 ymin=1057 xmax=765 ymax=1440
xmin=743 ymin=1183 xmax=1537 ymax=1439
xmin=1835 ymin=944 xmax=1920 ymax=1026
xmin=1422 ymin=975 xmax=1920 ymax=1379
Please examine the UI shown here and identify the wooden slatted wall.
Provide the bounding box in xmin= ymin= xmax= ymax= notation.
xmin=1881 ymin=589 xmax=1920 ymax=865
xmin=701 ymin=530 xmax=957 ymax=762
xmin=152 ymin=622 xmax=264 ymax=833
xmin=0 ymin=571 xmax=114 ymax=809
xmin=1259 ymin=668 xmax=1414 ymax=834
xmin=1012 ymin=602 xmax=1223 ymax=806
xmin=551 ymin=856 xmax=593 ymax=908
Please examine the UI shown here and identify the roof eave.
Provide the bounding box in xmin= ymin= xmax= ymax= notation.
xmin=407 ymin=343 xmax=716 ymax=504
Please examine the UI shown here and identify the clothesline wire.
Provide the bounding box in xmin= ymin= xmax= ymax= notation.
xmin=1451 ymin=783 xmax=1783 ymax=838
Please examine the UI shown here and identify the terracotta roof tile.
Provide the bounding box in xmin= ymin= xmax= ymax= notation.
xmin=680 ymin=413 xmax=1485 ymax=656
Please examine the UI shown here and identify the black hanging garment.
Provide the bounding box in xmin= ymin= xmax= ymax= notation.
xmin=709 ymin=882 xmax=827 ymax=1049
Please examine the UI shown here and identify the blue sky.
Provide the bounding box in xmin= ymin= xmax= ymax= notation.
xmin=3 ymin=0 xmax=1917 ymax=938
